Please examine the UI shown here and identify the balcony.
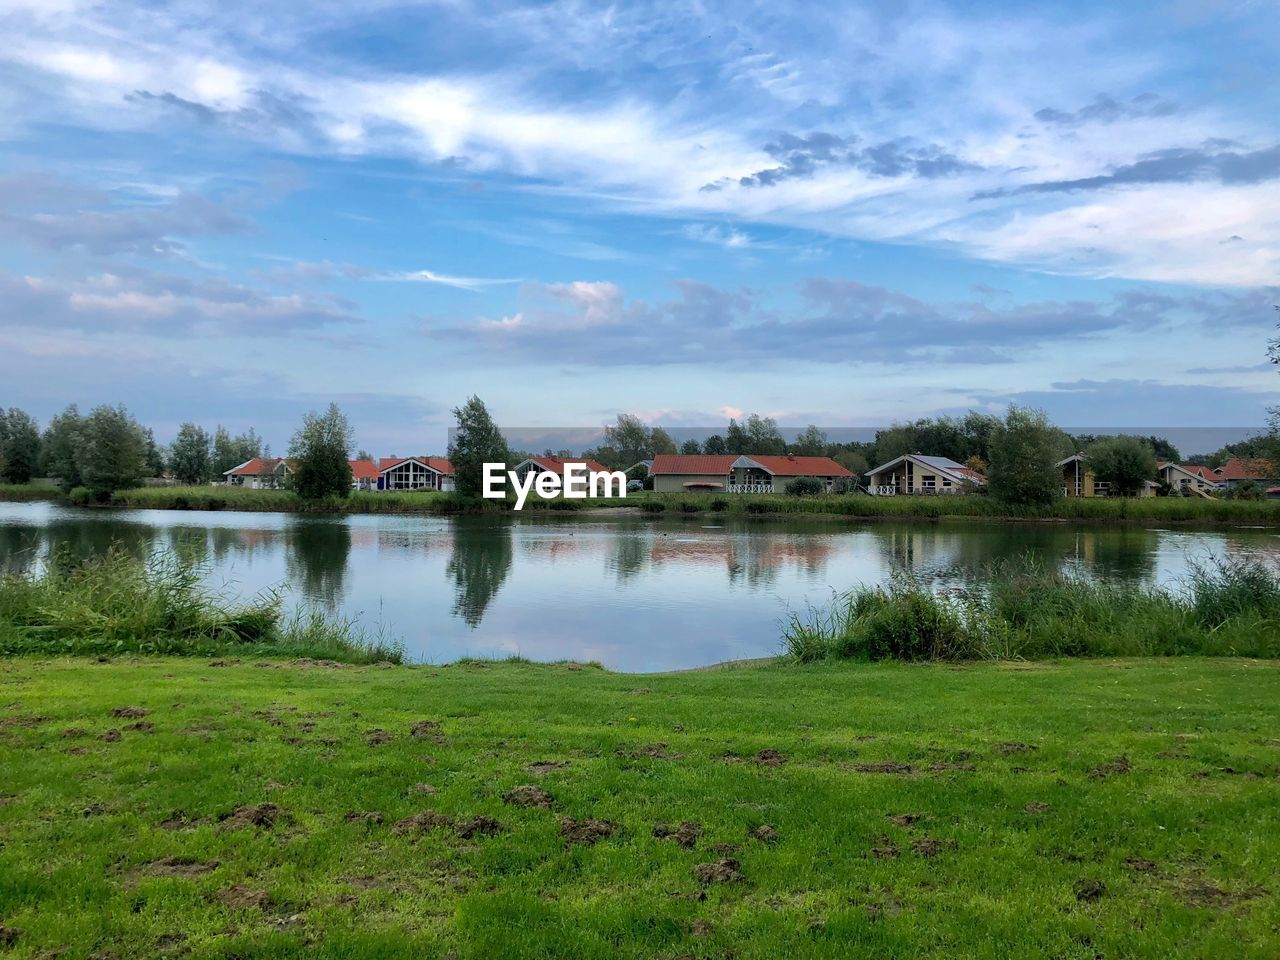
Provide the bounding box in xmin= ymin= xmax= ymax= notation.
xmin=727 ymin=483 xmax=774 ymax=493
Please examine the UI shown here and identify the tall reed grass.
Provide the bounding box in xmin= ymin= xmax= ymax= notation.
xmin=0 ymin=546 xmax=402 ymax=663
xmin=784 ymin=556 xmax=1280 ymax=662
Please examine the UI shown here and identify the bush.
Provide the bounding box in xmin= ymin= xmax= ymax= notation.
xmin=784 ymin=476 xmax=825 ymax=496
xmin=67 ymin=486 xmax=93 ymax=506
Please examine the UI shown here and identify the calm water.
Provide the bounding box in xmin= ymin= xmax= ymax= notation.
xmin=1 ymin=502 xmax=1277 ymax=671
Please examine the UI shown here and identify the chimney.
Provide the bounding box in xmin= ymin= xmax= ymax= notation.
xmin=787 ymin=453 xmax=795 ymax=461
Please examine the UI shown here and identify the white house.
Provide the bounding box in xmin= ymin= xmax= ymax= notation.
xmin=862 ymin=454 xmax=986 ymax=495
xmin=377 ymin=456 xmax=455 ymax=492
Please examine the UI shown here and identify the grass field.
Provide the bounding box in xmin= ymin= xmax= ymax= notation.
xmin=5 ymin=482 xmax=1277 ymax=524
xmin=1 ymin=657 xmax=1277 ymax=958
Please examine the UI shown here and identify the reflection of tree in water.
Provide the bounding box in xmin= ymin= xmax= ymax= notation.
xmin=286 ymin=519 xmax=352 ymax=612
xmin=448 ymin=518 xmax=513 ymax=627
xmin=608 ymin=526 xmax=649 ymax=582
xmin=0 ymin=524 xmax=44 ymax=576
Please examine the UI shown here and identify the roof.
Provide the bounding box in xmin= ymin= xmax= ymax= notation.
xmin=1161 ymin=462 xmax=1221 ymax=482
xmin=742 ymin=455 xmax=855 ymax=477
xmin=865 ymin=453 xmax=986 ymax=484
xmin=649 ymin=454 xmax=739 ymax=475
xmin=1215 ymin=457 xmax=1276 ymax=481
xmin=224 ymin=457 xmax=291 ymax=477
xmin=378 ymin=456 xmax=454 ymax=475
xmin=521 ymin=455 xmax=613 ymax=475
xmin=350 ymin=460 xmax=380 ymax=481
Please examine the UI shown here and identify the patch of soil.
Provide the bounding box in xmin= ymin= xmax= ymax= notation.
xmin=1025 ymin=801 xmax=1054 ymax=814
xmin=710 ymin=842 xmax=740 ymax=854
xmin=124 ymin=720 xmax=155 ymax=733
xmin=365 ymin=729 xmax=394 ymax=746
xmin=527 ymin=760 xmax=569 ymax=775
xmin=653 ymin=821 xmax=702 ymax=848
xmin=1177 ymin=877 xmax=1266 ymax=910
xmin=503 ymin=785 xmax=553 ymax=809
xmin=629 ymin=687 xmax=653 ymax=695
xmin=158 ymin=812 xmax=210 ymax=830
xmin=111 ymin=706 xmax=149 ymax=719
xmin=344 ymin=811 xmax=385 ymax=825
xmin=693 ymin=858 xmax=742 ymax=884
xmin=219 ymin=803 xmax=284 ymax=830
xmin=82 ymin=803 xmax=107 ymax=817
xmin=871 ymin=836 xmax=900 ymax=860
xmin=690 ymin=918 xmax=713 ymax=938
xmin=215 ymin=884 xmax=271 ymax=910
xmin=0 ymin=925 xmax=19 ymax=947
xmin=100 ymin=729 xmax=122 ymax=742
xmin=1073 ymin=878 xmax=1106 ymax=902
xmin=410 ymin=720 xmax=446 ymax=743
xmin=560 ymin=817 xmax=617 ymax=845
xmin=1124 ymin=857 xmax=1157 ymax=873
xmin=910 ymin=837 xmax=956 ymax=858
xmin=392 ymin=810 xmax=454 ymax=834
xmin=854 ymin=761 xmax=915 ymax=775
xmin=749 ymin=823 xmax=780 ymax=844
xmin=62 ymin=727 xmax=88 ymax=738
xmin=996 ymin=741 xmax=1038 ymax=755
xmin=143 ymin=857 xmax=220 ymax=877
xmin=456 ymin=815 xmax=502 ymax=839
xmin=618 ymin=742 xmax=682 ymax=760
xmin=755 ymin=749 xmax=787 ymax=767
xmin=1088 ymin=755 xmax=1131 ymax=779
xmin=887 ymin=813 xmax=925 ymax=828
xmin=929 ymin=761 xmax=976 ymax=772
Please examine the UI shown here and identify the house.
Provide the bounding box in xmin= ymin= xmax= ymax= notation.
xmin=350 ymin=459 xmax=379 ymax=491
xmin=1158 ymin=461 xmax=1221 ymax=497
xmin=1213 ymin=457 xmax=1278 ymax=490
xmin=1057 ymin=453 xmax=1097 ymax=497
xmin=863 ymin=454 xmax=986 ymax=495
xmin=377 ymin=456 xmax=455 ymax=492
xmin=648 ymin=454 xmax=855 ymax=493
xmin=513 ymin=456 xmax=613 ymax=485
xmin=223 ymin=457 xmax=293 ymax=489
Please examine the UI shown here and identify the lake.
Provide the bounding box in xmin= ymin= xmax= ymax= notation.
xmin=1 ymin=502 xmax=1277 ymax=671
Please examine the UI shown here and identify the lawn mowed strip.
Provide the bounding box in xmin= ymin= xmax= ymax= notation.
xmin=1 ymin=658 xmax=1277 ymax=958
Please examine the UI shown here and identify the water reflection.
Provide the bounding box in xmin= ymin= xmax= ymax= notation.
xmin=0 ymin=501 xmax=1276 ymax=670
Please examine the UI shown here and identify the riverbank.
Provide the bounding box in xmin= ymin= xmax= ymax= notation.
xmin=4 ymin=482 xmax=1278 ymax=525
xmin=1 ymin=657 xmax=1275 ymax=958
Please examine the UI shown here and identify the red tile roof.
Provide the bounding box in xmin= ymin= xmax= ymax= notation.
xmin=350 ymin=460 xmax=380 ymax=481
xmin=1214 ymin=457 xmax=1276 ymax=481
xmin=747 ymin=455 xmax=855 ymax=477
xmin=648 ymin=455 xmax=739 ymax=475
xmin=526 ymin=455 xmax=613 ymax=475
xmin=225 ymin=457 xmax=289 ymax=476
xmin=378 ymin=456 xmax=454 ymax=475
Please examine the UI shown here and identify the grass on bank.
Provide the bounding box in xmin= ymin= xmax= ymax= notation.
xmin=0 ymin=657 xmax=1277 ymax=959
xmin=0 ymin=547 xmax=401 ymax=664
xmin=785 ymin=557 xmax=1280 ymax=662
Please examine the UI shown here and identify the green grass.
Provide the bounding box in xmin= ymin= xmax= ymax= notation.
xmin=102 ymin=486 xmax=484 ymax=514
xmin=0 ymin=484 xmax=58 ymax=503
xmin=0 ymin=547 xmax=401 ymax=664
xmin=785 ymin=557 xmax=1280 ymax=662
xmin=0 ymin=657 xmax=1277 ymax=957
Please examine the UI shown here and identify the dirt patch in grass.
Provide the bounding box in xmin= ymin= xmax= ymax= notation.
xmin=0 ymin=925 xmax=20 ymax=947
xmin=694 ymin=858 xmax=742 ymax=884
xmin=100 ymin=729 xmax=122 ymax=742
xmin=410 ymin=783 xmax=438 ymax=796
xmin=755 ymin=749 xmax=787 ymax=766
xmin=854 ymin=761 xmax=915 ymax=775
xmin=124 ymin=720 xmax=155 ymax=733
xmin=503 ymin=785 xmax=553 ymax=809
xmin=392 ymin=810 xmax=454 ymax=834
xmin=1025 ymin=802 xmax=1054 ymax=814
xmin=749 ymin=823 xmax=780 ymax=844
xmin=62 ymin=727 xmax=88 ymax=738
xmin=887 ymin=813 xmax=925 ymax=828
xmin=215 ymin=884 xmax=272 ymax=910
xmin=219 ymin=803 xmax=284 ymax=830
xmin=910 ymin=837 xmax=956 ymax=858
xmin=456 ymin=815 xmax=502 ymax=839
xmin=1073 ymin=878 xmax=1106 ymax=902
xmin=653 ymin=821 xmax=702 ymax=848
xmin=560 ymin=817 xmax=616 ymax=845
xmin=619 ymin=742 xmax=683 ymax=760
xmin=929 ymin=761 xmax=976 ymax=772
xmin=1177 ymin=876 xmax=1266 ymax=910
xmin=526 ymin=760 xmax=569 ymax=775
xmin=344 ymin=811 xmax=385 ymax=825
xmin=996 ymin=741 xmax=1038 ymax=755
xmin=1088 ymin=756 xmax=1131 ymax=779
xmin=871 ymin=836 xmax=900 ymax=860
xmin=1124 ymin=857 xmax=1158 ymax=873
xmin=365 ymin=728 xmax=394 ymax=746
xmin=110 ymin=706 xmax=149 ymax=718
xmin=142 ymin=857 xmax=220 ymax=877
xmin=410 ymin=720 xmax=446 ymax=743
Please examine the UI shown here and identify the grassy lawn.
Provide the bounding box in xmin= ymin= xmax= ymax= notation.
xmin=1 ymin=658 xmax=1277 ymax=958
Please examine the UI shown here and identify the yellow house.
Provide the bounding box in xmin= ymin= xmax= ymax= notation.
xmin=1057 ymin=453 xmax=1098 ymax=497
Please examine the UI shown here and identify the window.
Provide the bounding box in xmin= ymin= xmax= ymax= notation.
xmin=922 ymin=475 xmax=936 ymax=489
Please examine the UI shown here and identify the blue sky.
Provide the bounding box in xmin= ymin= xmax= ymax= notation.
xmin=0 ymin=0 xmax=1277 ymax=454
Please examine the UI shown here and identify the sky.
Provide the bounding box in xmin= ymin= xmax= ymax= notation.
xmin=0 ymin=0 xmax=1278 ymax=455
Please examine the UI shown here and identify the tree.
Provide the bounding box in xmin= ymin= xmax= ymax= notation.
xmin=603 ymin=414 xmax=652 ymax=467
xmin=290 ymin=403 xmax=354 ymax=500
xmin=1 ymin=408 xmax=41 ymax=483
xmin=649 ymin=427 xmax=677 ymax=456
xmin=744 ymin=414 xmax=786 ymax=454
xmin=211 ymin=425 xmax=263 ymax=477
xmin=725 ymin=418 xmax=748 ymax=452
xmin=703 ymin=434 xmax=727 ymax=455
xmin=355 ymin=449 xmax=374 ymax=462
xmin=170 ymin=423 xmax=212 ymax=485
xmin=679 ymin=438 xmax=702 ymax=455
xmin=986 ymin=406 xmax=1062 ymax=507
xmin=448 ymin=395 xmax=510 ymax=498
xmin=834 ymin=449 xmax=870 ymax=477
xmin=1087 ymin=436 xmax=1157 ymax=497
xmin=77 ymin=404 xmax=148 ymax=496
xmin=40 ymin=405 xmax=85 ymax=489
xmin=791 ymin=424 xmax=828 ymax=456
xmin=143 ymin=428 xmax=166 ymax=477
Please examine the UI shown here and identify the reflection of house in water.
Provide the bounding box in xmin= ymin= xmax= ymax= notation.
xmin=645 ymin=533 xmax=834 ymax=585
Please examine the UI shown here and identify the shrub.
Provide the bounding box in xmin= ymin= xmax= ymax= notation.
xmin=67 ymin=486 xmax=93 ymax=506
xmin=784 ymin=476 xmax=825 ymax=496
